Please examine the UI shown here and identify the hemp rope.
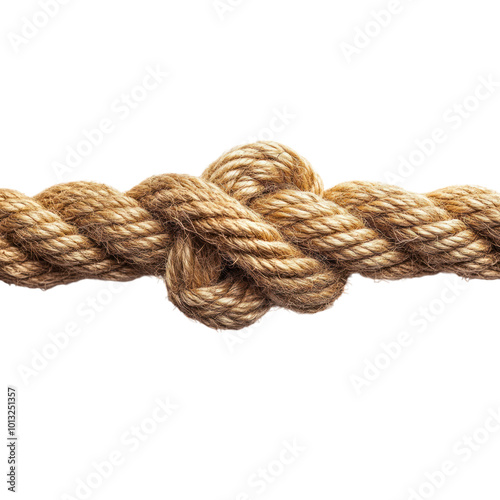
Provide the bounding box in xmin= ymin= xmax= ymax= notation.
xmin=1 ymin=141 xmax=499 ymax=329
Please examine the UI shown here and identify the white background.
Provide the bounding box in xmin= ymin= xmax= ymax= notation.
xmin=1 ymin=1 xmax=500 ymax=499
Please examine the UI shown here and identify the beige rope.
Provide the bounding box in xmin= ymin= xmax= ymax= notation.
xmin=1 ymin=141 xmax=499 ymax=329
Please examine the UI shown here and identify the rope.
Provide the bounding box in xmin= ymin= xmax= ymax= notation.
xmin=1 ymin=141 xmax=499 ymax=329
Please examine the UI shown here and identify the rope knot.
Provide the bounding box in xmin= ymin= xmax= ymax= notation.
xmin=132 ymin=142 xmax=347 ymax=329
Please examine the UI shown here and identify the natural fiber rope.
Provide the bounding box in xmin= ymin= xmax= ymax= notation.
xmin=1 ymin=141 xmax=500 ymax=329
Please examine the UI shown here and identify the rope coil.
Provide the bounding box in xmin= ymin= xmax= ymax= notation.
xmin=1 ymin=141 xmax=499 ymax=329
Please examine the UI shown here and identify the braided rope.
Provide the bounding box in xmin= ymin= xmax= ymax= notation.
xmin=1 ymin=141 xmax=500 ymax=329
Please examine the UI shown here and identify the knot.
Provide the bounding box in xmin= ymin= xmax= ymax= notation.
xmin=1 ymin=141 xmax=500 ymax=330
xmin=128 ymin=142 xmax=348 ymax=329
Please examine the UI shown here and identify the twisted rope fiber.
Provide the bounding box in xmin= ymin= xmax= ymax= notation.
xmin=2 ymin=141 xmax=500 ymax=329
